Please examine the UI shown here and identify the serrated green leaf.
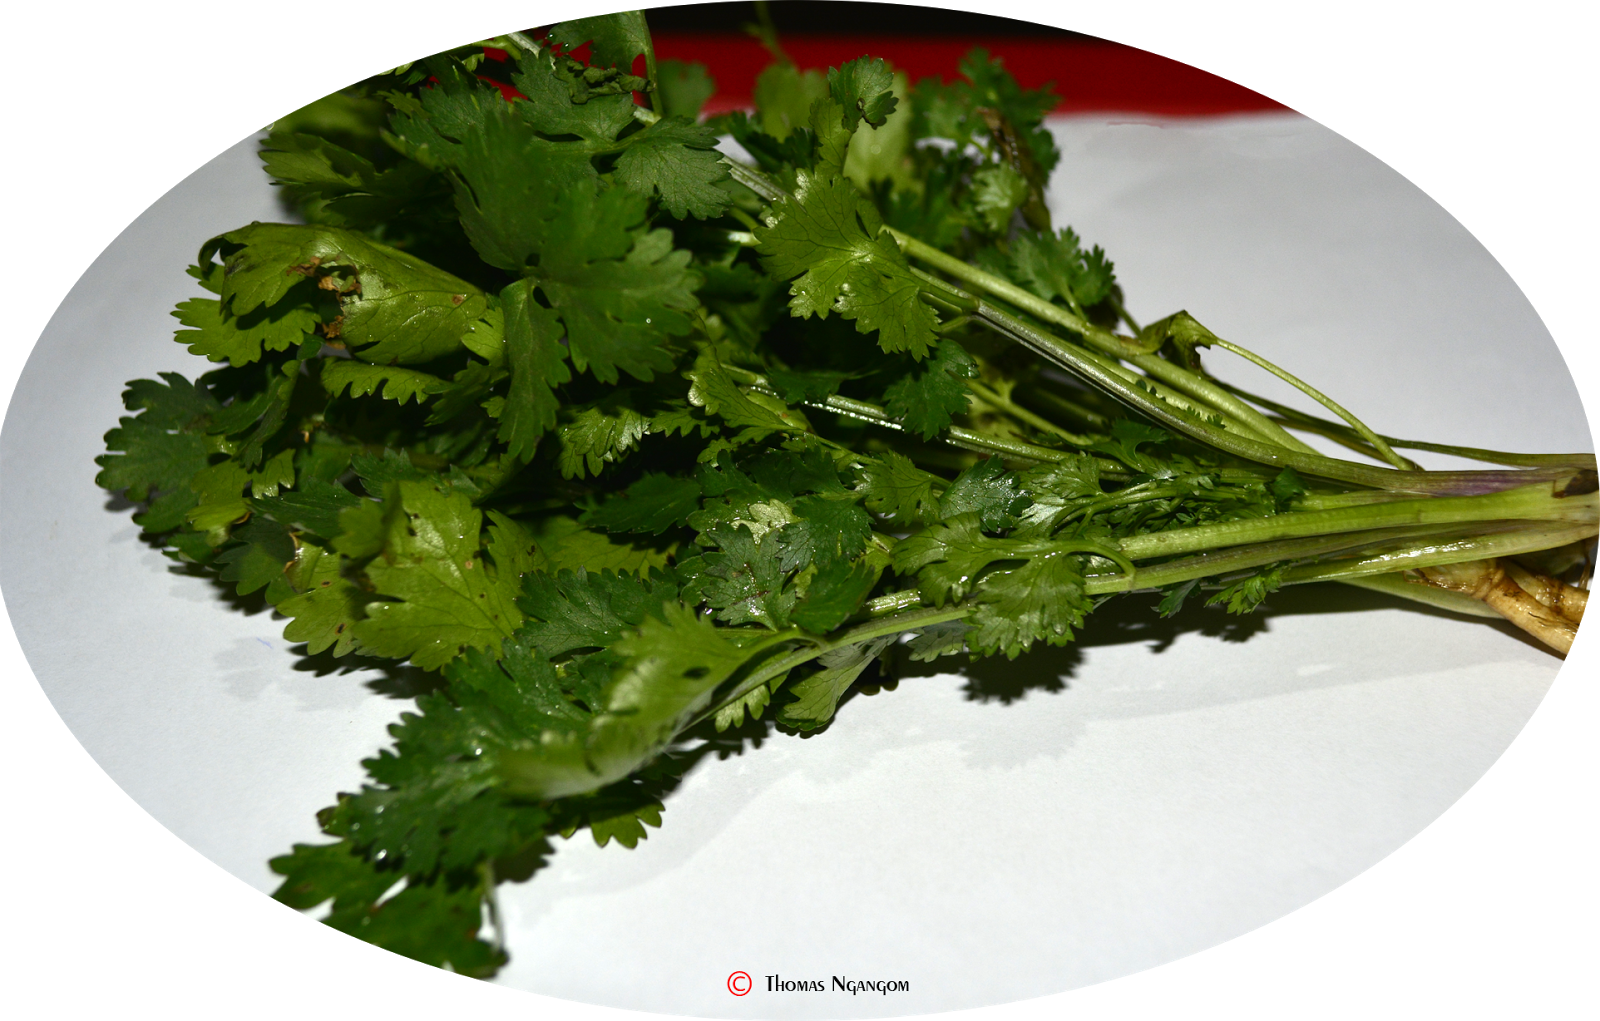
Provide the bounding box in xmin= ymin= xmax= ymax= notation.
xmin=967 ymin=550 xmax=1093 ymax=659
xmin=353 ymin=481 xmax=522 ymax=668
xmin=613 ymin=117 xmax=731 ymax=219
xmin=882 ymin=337 xmax=977 ymax=440
xmin=548 ymin=11 xmax=651 ymax=70
xmin=499 ymin=279 xmax=570 ymax=460
xmin=279 ymin=544 xmax=365 ymax=656
xmin=583 ymin=473 xmax=703 ymax=535
xmin=789 ymin=555 xmax=880 ymax=634
xmin=778 ymin=495 xmax=872 ymax=573
xmin=856 ymin=450 xmax=942 ymax=525
xmin=517 ymin=568 xmax=677 ymax=660
xmin=756 ymin=170 xmax=940 ymax=359
xmin=210 ymin=222 xmax=489 ymax=365
xmin=777 ymin=636 xmax=892 ymax=730
xmin=556 ymin=404 xmax=650 ymax=479
xmin=214 ymin=517 xmax=296 ymax=597
xmin=531 ymin=516 xmax=673 ymax=577
xmin=321 ymin=361 xmax=447 ymax=404
xmin=656 ymin=59 xmax=715 ymax=120
xmin=174 ymin=290 xmax=320 ymax=365
xmin=940 ymin=457 xmax=1029 ymax=532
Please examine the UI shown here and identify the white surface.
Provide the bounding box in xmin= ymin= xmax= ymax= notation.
xmin=1 ymin=106 xmax=1587 ymax=1018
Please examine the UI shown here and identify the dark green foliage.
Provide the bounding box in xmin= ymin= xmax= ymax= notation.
xmin=99 ymin=12 xmax=1476 ymax=984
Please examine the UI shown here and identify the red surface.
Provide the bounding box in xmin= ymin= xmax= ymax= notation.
xmin=652 ymin=34 xmax=1289 ymax=116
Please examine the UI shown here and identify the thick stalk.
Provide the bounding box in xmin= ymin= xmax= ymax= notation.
xmin=891 ymin=228 xmax=1316 ymax=452
xmin=1218 ymin=380 xmax=1599 ymax=471
xmin=979 ymin=302 xmax=1588 ymax=497
xmin=721 ymin=364 xmax=1126 ymax=473
xmin=1115 ymin=481 xmax=1595 ymax=561
xmin=1338 ymin=573 xmax=1502 ymax=618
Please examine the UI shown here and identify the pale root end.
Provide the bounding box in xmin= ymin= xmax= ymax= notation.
xmin=1408 ymin=558 xmax=1585 ymax=655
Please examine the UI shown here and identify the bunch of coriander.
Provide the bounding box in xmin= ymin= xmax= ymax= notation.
xmin=95 ymin=11 xmax=1595 ymax=975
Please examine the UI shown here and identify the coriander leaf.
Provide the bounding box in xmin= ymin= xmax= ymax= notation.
xmin=499 ymin=279 xmax=571 ymax=460
xmin=445 ymin=635 xmax=591 ymax=732
xmin=856 ymin=450 xmax=942 ymax=525
xmin=752 ymin=63 xmax=829 ymax=140
xmin=253 ymin=478 xmax=364 ymax=539
xmin=548 ymin=11 xmax=651 ymax=70
xmin=1012 ymin=456 xmax=1103 ymax=536
xmin=1206 ymin=564 xmax=1287 ymax=614
xmin=557 ymin=403 xmax=650 ymax=479
xmin=1156 ymin=578 xmax=1201 ymax=617
xmin=321 ymin=361 xmax=447 ymax=404
xmin=893 ymin=513 xmax=1042 ymax=605
xmin=969 ymin=163 xmax=1028 ymax=234
xmin=827 ymin=56 xmax=899 ymax=130
xmin=550 ymin=750 xmax=694 ymax=849
xmin=1009 ymin=228 xmax=1117 ymax=310
xmin=353 ymin=481 xmax=522 ymax=668
xmin=713 ymin=683 xmax=771 ymax=733
xmin=777 ymin=636 xmax=893 ymax=730
xmin=279 ymin=544 xmax=365 ymax=656
xmin=498 ymin=602 xmax=753 ymax=799
xmin=583 ymin=473 xmax=703 ymax=535
xmin=686 ymin=358 xmax=801 ymax=439
xmin=612 ymin=117 xmax=731 ymax=219
xmin=765 ymin=366 xmax=849 ymax=405
xmin=882 ymin=337 xmax=977 ymax=440
xmin=530 ymin=516 xmax=673 ymax=577
xmin=939 ymin=457 xmax=1030 ymax=532
xmin=173 ymin=288 xmax=320 ymax=365
xmin=777 ymin=495 xmax=872 ymax=573
xmin=656 ymin=59 xmax=715 ymax=120
xmin=906 ymin=619 xmax=972 ymax=661
xmin=517 ymin=568 xmax=677 ymax=660
xmin=95 ymin=373 xmax=218 ymax=503
xmin=537 ymin=190 xmax=697 ymax=384
xmin=967 ymin=550 xmax=1092 ymax=659
xmin=789 ymin=556 xmax=881 ymax=633
xmin=271 ymin=840 xmax=507 ymax=978
xmin=756 ymin=170 xmax=940 ymax=359
xmin=690 ymin=523 xmax=796 ymax=628
xmin=350 ymin=450 xmax=430 ymax=491
xmin=214 ymin=517 xmax=296 ymax=598
xmin=1270 ymin=467 xmax=1308 ymax=510
xmin=208 ymin=223 xmax=489 ymax=365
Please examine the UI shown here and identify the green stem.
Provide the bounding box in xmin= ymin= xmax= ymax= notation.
xmin=688 ymin=605 xmax=969 ymax=731
xmin=722 ymin=157 xmax=785 ymax=201
xmin=979 ymin=302 xmax=1584 ymax=496
xmin=1276 ymin=520 xmax=1599 ymax=586
xmin=639 ymin=14 xmax=661 ymax=111
xmin=1219 ymin=380 xmax=1599 ymax=471
xmin=1208 ymin=337 xmax=1413 ymax=470
xmin=889 ymin=228 xmax=1314 ymax=452
xmin=966 ymin=379 xmax=1098 ymax=446
xmin=1336 ymin=573 xmax=1502 ymax=619
xmin=726 ymin=206 xmax=763 ymax=232
xmin=1016 ymin=382 xmax=1112 ymax=431
xmin=1085 ymin=519 xmax=1574 ymax=595
xmin=722 ymin=364 xmax=1111 ymax=470
xmin=1114 ymin=482 xmax=1595 ymax=561
xmin=1109 ymin=292 xmax=1142 ymax=334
